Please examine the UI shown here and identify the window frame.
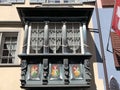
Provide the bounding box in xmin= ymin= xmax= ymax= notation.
xmin=0 ymin=32 xmax=20 ymax=66
xmin=27 ymin=22 xmax=87 ymax=54
xmin=0 ymin=0 xmax=24 ymax=4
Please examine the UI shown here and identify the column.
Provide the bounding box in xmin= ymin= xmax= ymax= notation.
xmin=80 ymin=23 xmax=85 ymax=54
xmin=23 ymin=22 xmax=29 ymax=54
xmin=83 ymin=23 xmax=87 ymax=53
xmin=26 ymin=23 xmax=31 ymax=54
xmin=62 ymin=22 xmax=67 ymax=53
xmin=44 ymin=22 xmax=49 ymax=53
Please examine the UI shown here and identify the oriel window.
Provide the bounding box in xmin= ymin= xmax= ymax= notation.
xmin=28 ymin=22 xmax=86 ymax=54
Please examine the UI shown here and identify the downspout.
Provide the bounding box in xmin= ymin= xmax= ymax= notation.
xmin=95 ymin=2 xmax=110 ymax=90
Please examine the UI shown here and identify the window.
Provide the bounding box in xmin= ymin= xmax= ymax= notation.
xmin=30 ymin=23 xmax=44 ymax=53
xmin=48 ymin=23 xmax=62 ymax=53
xmin=30 ymin=0 xmax=45 ymax=3
xmin=27 ymin=22 xmax=86 ymax=54
xmin=64 ymin=0 xmax=75 ymax=3
xmin=66 ymin=23 xmax=81 ymax=53
xmin=0 ymin=0 xmax=9 ymax=4
xmin=30 ymin=0 xmax=82 ymax=4
xmin=48 ymin=0 xmax=60 ymax=3
xmin=10 ymin=0 xmax=24 ymax=3
xmin=0 ymin=0 xmax=24 ymax=4
xmin=0 ymin=32 xmax=18 ymax=65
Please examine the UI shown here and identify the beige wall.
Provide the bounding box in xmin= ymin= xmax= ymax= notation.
xmin=0 ymin=67 xmax=24 ymax=90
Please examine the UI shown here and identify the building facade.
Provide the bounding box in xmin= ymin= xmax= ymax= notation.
xmin=0 ymin=0 xmax=110 ymax=90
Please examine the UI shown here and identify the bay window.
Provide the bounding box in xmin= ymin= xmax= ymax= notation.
xmin=26 ymin=22 xmax=87 ymax=54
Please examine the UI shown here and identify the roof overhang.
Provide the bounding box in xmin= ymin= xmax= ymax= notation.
xmin=17 ymin=7 xmax=94 ymax=25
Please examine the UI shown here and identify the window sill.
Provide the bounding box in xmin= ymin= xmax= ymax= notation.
xmin=0 ymin=2 xmax=25 ymax=6
xmin=0 ymin=64 xmax=20 ymax=67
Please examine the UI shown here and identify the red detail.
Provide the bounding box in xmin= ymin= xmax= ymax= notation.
xmin=112 ymin=0 xmax=120 ymax=37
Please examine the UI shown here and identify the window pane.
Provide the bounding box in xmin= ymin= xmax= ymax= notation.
xmin=10 ymin=0 xmax=16 ymax=2
xmin=30 ymin=23 xmax=44 ymax=54
xmin=9 ymin=58 xmax=13 ymax=63
xmin=1 ymin=58 xmax=8 ymax=63
xmin=5 ymin=37 xmax=10 ymax=43
xmin=3 ymin=50 xmax=9 ymax=56
xmin=11 ymin=44 xmax=17 ymax=50
xmin=38 ymin=0 xmax=45 ymax=3
xmin=29 ymin=64 xmax=40 ymax=80
xmin=31 ymin=30 xmax=38 ymax=37
xmin=10 ymin=50 xmax=16 ymax=57
xmin=10 ymin=0 xmax=24 ymax=2
xmin=48 ymin=0 xmax=60 ymax=3
xmin=16 ymin=0 xmax=24 ymax=2
xmin=12 ymin=37 xmax=17 ymax=42
xmin=0 ymin=0 xmax=8 ymax=3
xmin=66 ymin=23 xmax=81 ymax=53
xmin=30 ymin=0 xmax=38 ymax=3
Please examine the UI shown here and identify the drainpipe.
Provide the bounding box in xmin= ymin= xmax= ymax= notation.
xmin=95 ymin=2 xmax=110 ymax=90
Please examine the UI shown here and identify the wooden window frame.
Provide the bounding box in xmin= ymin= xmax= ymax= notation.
xmin=111 ymin=32 xmax=120 ymax=70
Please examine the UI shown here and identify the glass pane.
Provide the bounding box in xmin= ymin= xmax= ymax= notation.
xmin=38 ymin=30 xmax=44 ymax=37
xmin=5 ymin=37 xmax=10 ymax=43
xmin=17 ymin=0 xmax=24 ymax=2
xmin=4 ymin=43 xmax=10 ymax=50
xmin=55 ymin=0 xmax=60 ymax=3
xmin=10 ymin=0 xmax=16 ymax=2
xmin=29 ymin=64 xmax=40 ymax=80
xmin=30 ymin=0 xmax=37 ymax=3
xmin=31 ymin=37 xmax=37 ymax=46
xmin=39 ymin=23 xmax=44 ymax=29
xmin=37 ymin=38 xmax=43 ymax=46
xmin=3 ymin=50 xmax=9 ymax=56
xmin=74 ymin=23 xmax=79 ymax=29
xmin=31 ymin=29 xmax=38 ymax=37
xmin=49 ymin=23 xmax=55 ymax=29
xmin=30 ymin=46 xmax=36 ymax=53
xmin=70 ymin=64 xmax=82 ymax=80
xmin=1 ymin=58 xmax=8 ymax=63
xmin=66 ymin=23 xmax=72 ymax=29
xmin=9 ymin=58 xmax=13 ymax=63
xmin=9 ymin=50 xmax=15 ymax=57
xmin=64 ymin=0 xmax=68 ymax=3
xmin=0 ymin=0 xmax=8 ymax=3
xmin=12 ymin=37 xmax=17 ymax=43
xmin=38 ymin=0 xmax=45 ymax=3
xmin=49 ymin=64 xmax=63 ymax=80
xmin=31 ymin=23 xmax=37 ymax=29
xmin=11 ymin=43 xmax=17 ymax=50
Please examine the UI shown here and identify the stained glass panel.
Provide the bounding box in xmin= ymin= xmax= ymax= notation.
xmin=29 ymin=64 xmax=40 ymax=80
xmin=70 ymin=64 xmax=82 ymax=80
xmin=49 ymin=64 xmax=63 ymax=80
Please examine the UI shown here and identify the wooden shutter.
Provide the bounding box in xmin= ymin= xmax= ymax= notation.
xmin=101 ymin=0 xmax=114 ymax=7
xmin=111 ymin=32 xmax=120 ymax=70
